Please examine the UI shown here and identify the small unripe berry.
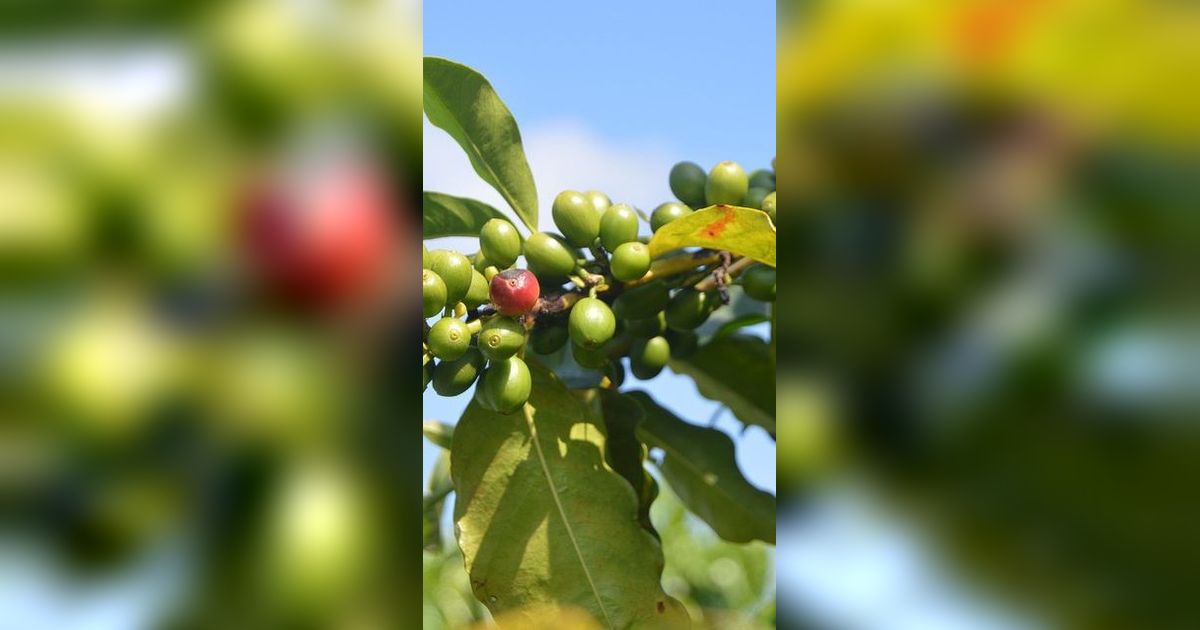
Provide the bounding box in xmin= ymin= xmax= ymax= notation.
xmin=552 ymin=190 xmax=601 ymax=247
xmin=529 ymin=325 xmax=568 ymax=355
xmin=610 ymin=242 xmax=651 ymax=282
xmin=432 ymin=348 xmax=485 ymax=396
xmin=632 ymin=336 xmax=670 ymax=370
xmin=761 ymin=192 xmax=776 ymax=223
xmin=428 ymin=317 xmax=471 ymax=360
xmin=524 ymin=232 xmax=578 ymax=279
xmin=705 ymin=161 xmax=748 ymax=206
xmin=583 ymin=190 xmax=611 ymax=214
xmin=429 ymin=250 xmax=473 ymax=305
xmin=463 ymin=269 xmax=491 ymax=308
xmin=568 ymin=297 xmax=616 ymax=349
xmin=481 ymin=357 xmax=532 ymax=414
xmin=650 ymin=202 xmax=693 ymax=232
xmin=599 ymin=204 xmax=640 ymax=251
xmin=479 ymin=219 xmax=522 ymax=268
xmin=479 ymin=316 xmax=526 ymax=362
xmin=748 ymin=168 xmax=776 ymax=191
xmin=743 ymin=187 xmax=770 ymax=210
xmin=741 ymin=264 xmax=776 ymax=302
xmin=489 ymin=269 xmax=540 ymax=315
xmin=669 ymin=161 xmax=707 ymax=208
xmin=665 ymin=289 xmax=715 ymax=331
xmin=423 ymin=269 xmax=447 ymax=318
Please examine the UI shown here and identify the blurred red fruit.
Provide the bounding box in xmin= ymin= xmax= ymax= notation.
xmin=240 ymin=156 xmax=396 ymax=309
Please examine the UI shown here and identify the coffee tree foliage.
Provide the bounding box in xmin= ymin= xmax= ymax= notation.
xmin=421 ymin=57 xmax=777 ymax=628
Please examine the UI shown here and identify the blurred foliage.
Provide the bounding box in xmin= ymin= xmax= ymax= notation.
xmin=1 ymin=0 xmax=422 ymax=627
xmin=777 ymin=0 xmax=1200 ymax=628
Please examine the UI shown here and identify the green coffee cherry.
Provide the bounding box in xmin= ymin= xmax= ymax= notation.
xmin=761 ymin=191 xmax=776 ymax=223
xmin=472 ymin=252 xmax=491 ymax=273
xmin=665 ymin=329 xmax=698 ymax=358
xmin=743 ymin=187 xmax=770 ymax=210
xmin=422 ymin=244 xmax=430 ymax=268
xmin=552 ymin=190 xmax=601 ymax=247
xmin=479 ymin=219 xmax=522 ymax=267
xmin=650 ymin=202 xmax=693 ymax=232
xmin=741 ymin=264 xmax=776 ymax=302
xmin=630 ymin=336 xmax=669 ymax=380
xmin=632 ymin=336 xmax=670 ymax=369
xmin=427 ymin=317 xmax=471 ymax=360
xmin=613 ymin=280 xmax=669 ymax=320
xmin=432 ymin=348 xmax=485 ymax=396
xmin=429 ymin=250 xmax=473 ymax=305
xmin=572 ymin=342 xmax=609 ymax=369
xmin=669 ymin=161 xmax=707 ymax=208
xmin=568 ymin=297 xmax=616 ymax=349
xmin=584 ymin=190 xmax=611 ymax=214
xmin=625 ymin=312 xmax=666 ymax=338
xmin=483 ymin=266 xmax=501 ymax=282
xmin=599 ymin=204 xmax=640 ymax=251
xmin=463 ymin=269 xmax=491 ymax=308
xmin=478 ymin=316 xmax=526 ymax=362
xmin=482 ymin=357 xmax=532 ymax=414
xmin=665 ymin=289 xmax=715 ymax=330
xmin=422 ymin=269 xmax=447 ymax=318
xmin=529 ymin=325 xmax=568 ymax=355
xmin=748 ymin=168 xmax=776 ymax=191
xmin=524 ymin=232 xmax=578 ymax=279
xmin=610 ymin=242 xmax=651 ymax=282
xmin=705 ymin=161 xmax=748 ymax=206
xmin=423 ymin=361 xmax=432 ymax=392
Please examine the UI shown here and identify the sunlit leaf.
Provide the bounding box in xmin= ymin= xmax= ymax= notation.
xmin=451 ymin=360 xmax=688 ymax=628
xmin=647 ymin=205 xmax=775 ymax=267
xmin=597 ymin=389 xmax=660 ymax=539
xmin=424 ymin=57 xmax=539 ymax=231
xmin=630 ymin=392 xmax=776 ymax=545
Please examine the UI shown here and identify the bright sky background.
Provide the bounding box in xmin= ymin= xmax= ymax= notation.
xmin=422 ymin=0 xmax=778 ymax=497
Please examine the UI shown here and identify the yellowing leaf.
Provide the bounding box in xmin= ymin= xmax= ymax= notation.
xmin=647 ymin=205 xmax=775 ymax=267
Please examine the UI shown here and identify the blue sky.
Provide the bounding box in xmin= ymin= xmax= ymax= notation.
xmin=422 ymin=1 xmax=777 ymax=496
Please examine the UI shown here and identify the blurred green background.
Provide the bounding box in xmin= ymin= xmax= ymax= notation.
xmin=1 ymin=1 xmax=422 ymax=628
xmin=776 ymin=0 xmax=1200 ymax=628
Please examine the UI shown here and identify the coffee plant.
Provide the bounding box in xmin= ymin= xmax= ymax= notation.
xmin=423 ymin=57 xmax=776 ymax=627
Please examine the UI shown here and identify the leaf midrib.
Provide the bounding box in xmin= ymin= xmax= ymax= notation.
xmin=424 ymin=73 xmax=531 ymax=232
xmin=523 ymin=403 xmax=615 ymax=630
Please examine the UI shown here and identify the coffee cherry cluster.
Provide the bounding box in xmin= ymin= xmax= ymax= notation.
xmin=423 ymin=159 xmax=775 ymax=410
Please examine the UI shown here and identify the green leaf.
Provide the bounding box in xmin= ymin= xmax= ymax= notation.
xmin=712 ymin=313 xmax=771 ymax=339
xmin=423 ymin=450 xmax=453 ymax=552
xmin=451 ymin=360 xmax=688 ymax=629
xmin=423 ymin=420 xmax=455 ymax=449
xmin=647 ymin=205 xmax=775 ymax=267
xmin=629 ymin=392 xmax=776 ymax=545
xmin=423 ymin=192 xmax=509 ymax=239
xmin=597 ymin=390 xmax=660 ymax=539
xmin=424 ymin=57 xmax=539 ymax=231
xmin=669 ymin=334 xmax=776 ymax=434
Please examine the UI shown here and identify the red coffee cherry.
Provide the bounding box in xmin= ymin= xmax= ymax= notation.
xmin=489 ymin=269 xmax=540 ymax=315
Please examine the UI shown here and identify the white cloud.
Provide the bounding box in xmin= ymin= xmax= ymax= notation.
xmin=422 ymin=118 xmax=678 ymax=242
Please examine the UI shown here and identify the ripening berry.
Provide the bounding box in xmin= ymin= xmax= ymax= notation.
xmin=489 ymin=268 xmax=540 ymax=316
